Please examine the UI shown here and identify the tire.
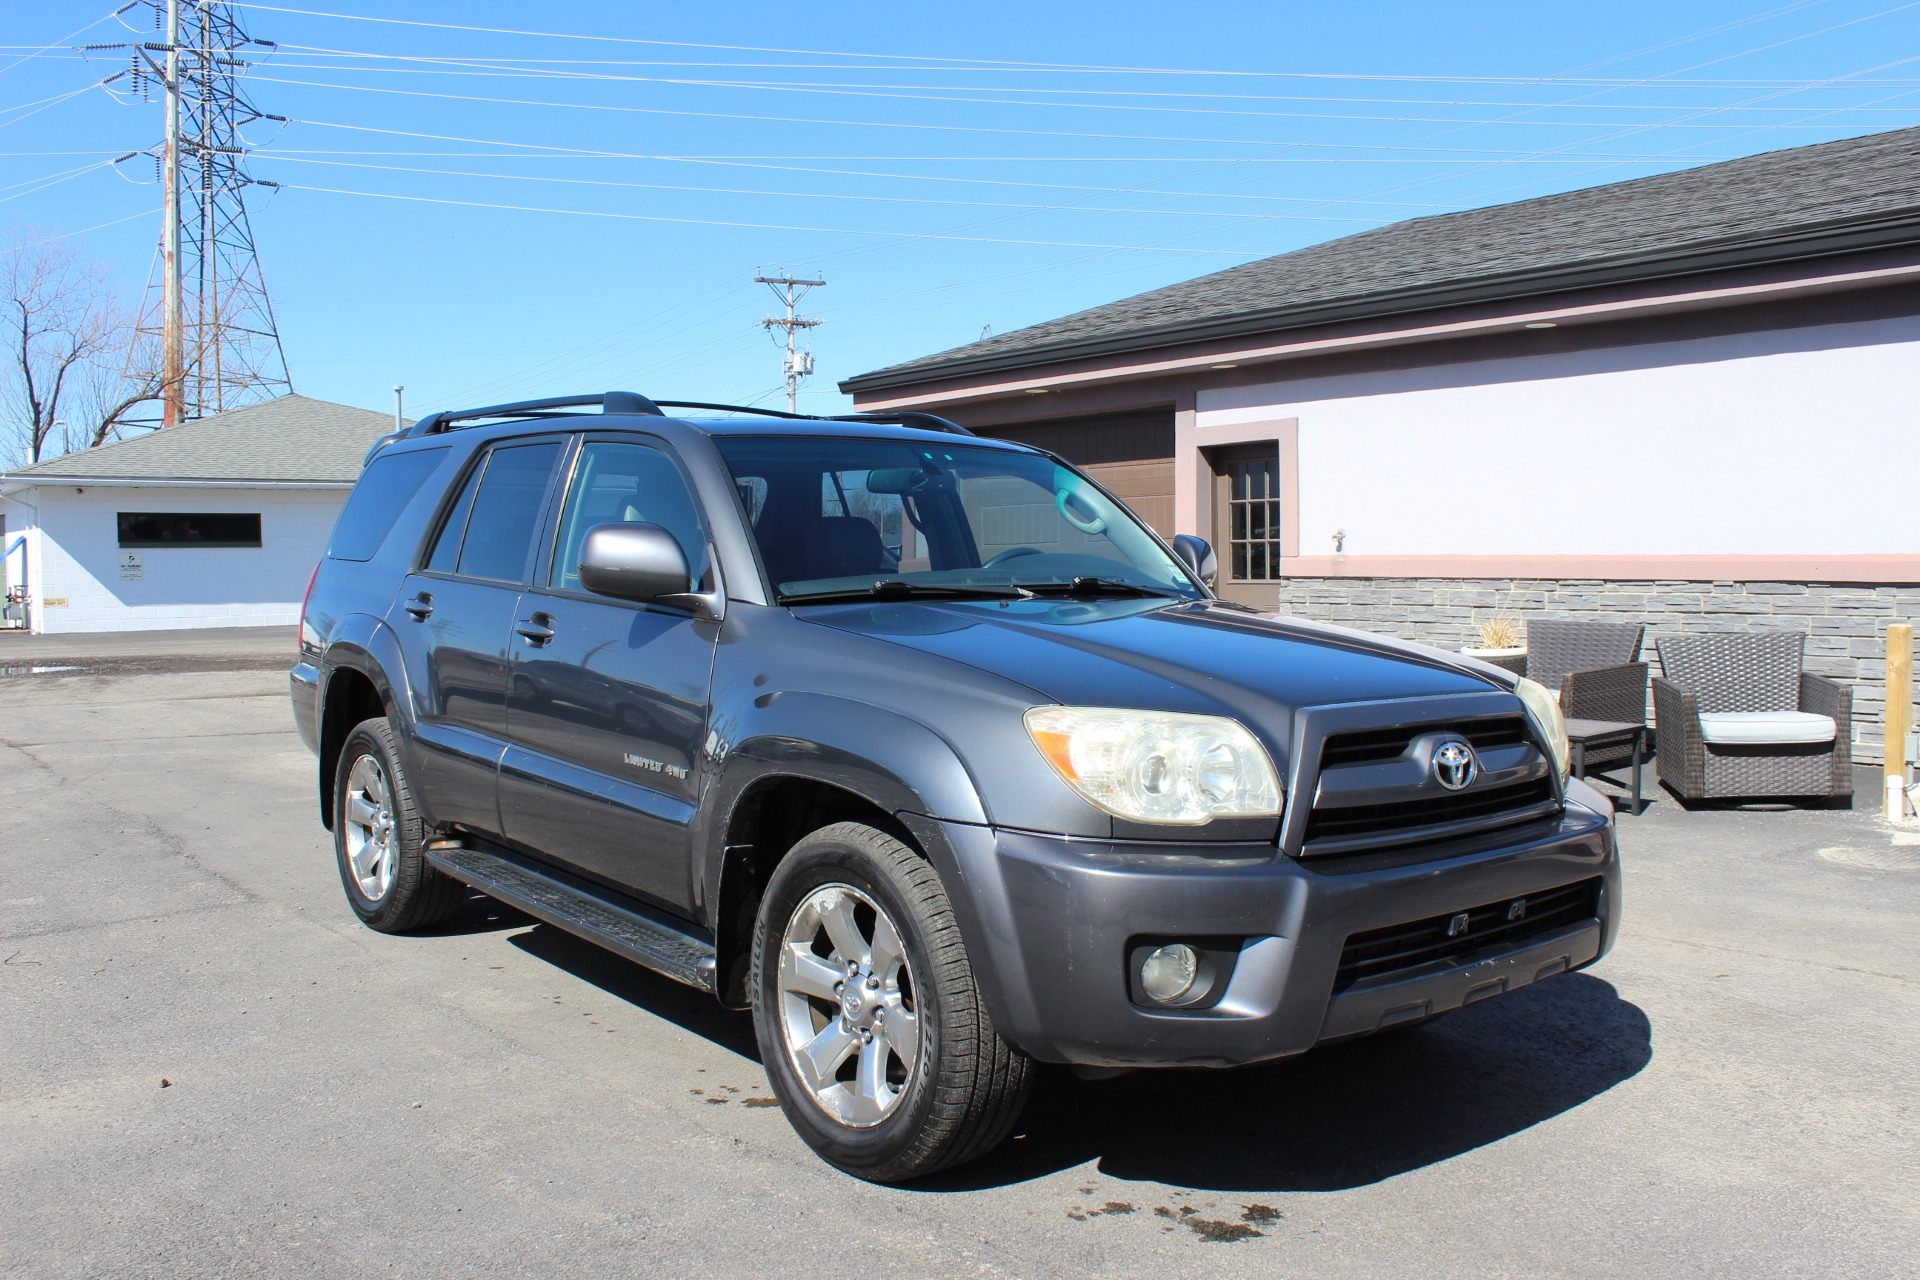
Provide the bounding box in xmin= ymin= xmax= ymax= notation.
xmin=331 ymin=717 xmax=464 ymax=933
xmin=750 ymin=821 xmax=1033 ymax=1183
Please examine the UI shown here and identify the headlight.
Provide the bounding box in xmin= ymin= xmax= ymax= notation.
xmin=1514 ymin=677 xmax=1571 ymax=779
xmin=1023 ymin=706 xmax=1282 ymax=825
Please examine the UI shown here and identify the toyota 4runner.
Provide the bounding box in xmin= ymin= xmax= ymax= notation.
xmin=291 ymin=392 xmax=1621 ymax=1182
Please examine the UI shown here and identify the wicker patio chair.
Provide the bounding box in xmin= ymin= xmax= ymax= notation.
xmin=1524 ymin=619 xmax=1648 ymax=775
xmin=1652 ymin=631 xmax=1852 ymax=805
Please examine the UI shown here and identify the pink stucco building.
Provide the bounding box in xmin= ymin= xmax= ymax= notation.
xmin=843 ymin=127 xmax=1920 ymax=763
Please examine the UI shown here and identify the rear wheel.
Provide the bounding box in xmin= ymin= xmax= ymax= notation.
xmin=332 ymin=717 xmax=463 ymax=933
xmin=751 ymin=821 xmax=1033 ymax=1182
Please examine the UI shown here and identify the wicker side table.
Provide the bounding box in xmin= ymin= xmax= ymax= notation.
xmin=1566 ymin=717 xmax=1645 ymax=815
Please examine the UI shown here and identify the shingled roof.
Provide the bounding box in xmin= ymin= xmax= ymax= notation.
xmin=843 ymin=126 xmax=1920 ymax=394
xmin=1 ymin=395 xmax=400 ymax=485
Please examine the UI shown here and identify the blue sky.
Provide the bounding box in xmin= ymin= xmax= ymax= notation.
xmin=8 ymin=0 xmax=1920 ymax=420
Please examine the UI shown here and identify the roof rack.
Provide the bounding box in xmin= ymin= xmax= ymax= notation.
xmin=651 ymin=400 xmax=972 ymax=436
xmin=402 ymin=392 xmax=973 ymax=439
xmin=405 ymin=391 xmax=662 ymax=437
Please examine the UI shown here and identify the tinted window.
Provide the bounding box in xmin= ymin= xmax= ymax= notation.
xmin=549 ymin=441 xmax=705 ymax=591
xmin=425 ymin=456 xmax=482 ymax=574
xmin=444 ymin=442 xmax=562 ymax=583
xmin=328 ymin=447 xmax=448 ymax=562
xmin=118 ymin=512 xmax=261 ymax=548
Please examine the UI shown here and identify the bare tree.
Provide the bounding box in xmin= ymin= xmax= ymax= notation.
xmin=1 ymin=228 xmax=153 ymax=465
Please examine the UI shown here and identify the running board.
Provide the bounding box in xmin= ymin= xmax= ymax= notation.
xmin=427 ymin=845 xmax=718 ymax=993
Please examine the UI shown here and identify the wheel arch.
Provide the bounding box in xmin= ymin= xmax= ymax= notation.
xmin=699 ymin=695 xmax=989 ymax=1011
xmin=316 ymin=617 xmax=412 ymax=829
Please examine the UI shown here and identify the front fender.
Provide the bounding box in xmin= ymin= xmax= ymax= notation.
xmin=695 ymin=692 xmax=987 ymax=905
xmin=693 ymin=692 xmax=1008 ymax=1009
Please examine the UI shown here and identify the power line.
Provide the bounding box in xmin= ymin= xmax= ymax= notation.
xmin=253 ymin=75 xmax=1787 ymax=158
xmin=288 ymin=119 xmax=1733 ymax=164
xmin=0 ymin=6 xmax=122 ymax=77
xmin=152 ymin=57 xmax=1920 ymax=126
xmin=215 ymin=1 xmax=1920 ymax=88
xmin=0 ymin=207 xmax=159 ymax=255
xmin=273 ymin=181 xmax=1274 ymax=253
xmin=256 ymin=155 xmax=1402 ymax=224
xmin=255 ymin=149 xmax=1465 ymax=207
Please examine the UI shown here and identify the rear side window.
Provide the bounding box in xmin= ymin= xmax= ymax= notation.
xmin=328 ymin=447 xmax=447 ymax=562
xmin=433 ymin=441 xmax=563 ymax=583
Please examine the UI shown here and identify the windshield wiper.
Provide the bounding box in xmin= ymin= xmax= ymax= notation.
xmin=781 ymin=579 xmax=1035 ymax=605
xmin=1019 ymin=577 xmax=1184 ymax=599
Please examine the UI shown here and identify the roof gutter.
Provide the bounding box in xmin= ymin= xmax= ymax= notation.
xmin=0 ymin=476 xmax=356 ymax=494
xmin=840 ymin=204 xmax=1920 ymax=394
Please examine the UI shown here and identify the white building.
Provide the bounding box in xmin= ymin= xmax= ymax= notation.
xmin=0 ymin=395 xmax=394 ymax=634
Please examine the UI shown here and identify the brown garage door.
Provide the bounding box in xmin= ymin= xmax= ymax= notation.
xmin=984 ymin=410 xmax=1175 ymax=538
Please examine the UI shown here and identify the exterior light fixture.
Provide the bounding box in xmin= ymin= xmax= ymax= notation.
xmin=1524 ymin=322 xmax=1558 ymax=330
xmin=1023 ymin=388 xmax=1050 ymax=395
xmin=1210 ymin=363 xmax=1239 ymax=370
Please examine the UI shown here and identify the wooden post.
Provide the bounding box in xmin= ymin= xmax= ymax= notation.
xmin=1888 ymin=622 xmax=1914 ymax=821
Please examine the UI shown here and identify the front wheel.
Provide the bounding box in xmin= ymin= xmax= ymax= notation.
xmin=751 ymin=822 xmax=1033 ymax=1182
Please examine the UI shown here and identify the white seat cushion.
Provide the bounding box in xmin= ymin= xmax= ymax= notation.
xmin=1697 ymin=710 xmax=1837 ymax=745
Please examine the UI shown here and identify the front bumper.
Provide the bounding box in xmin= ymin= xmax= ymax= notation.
xmin=906 ymin=788 xmax=1619 ymax=1068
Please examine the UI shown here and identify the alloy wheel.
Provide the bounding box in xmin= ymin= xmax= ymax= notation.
xmin=341 ymin=752 xmax=398 ymax=902
xmin=775 ymin=883 xmax=922 ymax=1127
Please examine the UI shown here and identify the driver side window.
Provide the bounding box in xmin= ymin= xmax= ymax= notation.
xmin=549 ymin=441 xmax=706 ymax=592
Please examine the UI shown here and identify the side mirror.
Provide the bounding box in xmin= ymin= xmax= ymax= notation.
xmin=1171 ymin=534 xmax=1218 ymax=587
xmin=577 ymin=522 xmax=692 ymax=602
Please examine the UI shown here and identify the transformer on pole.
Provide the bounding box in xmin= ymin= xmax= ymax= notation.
xmin=97 ymin=0 xmax=292 ymax=429
xmin=755 ymin=273 xmax=823 ymax=413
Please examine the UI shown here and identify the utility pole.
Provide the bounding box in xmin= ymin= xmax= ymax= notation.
xmin=755 ymin=273 xmax=823 ymax=413
xmin=96 ymin=1 xmax=291 ymax=430
xmin=160 ymin=0 xmax=181 ymax=427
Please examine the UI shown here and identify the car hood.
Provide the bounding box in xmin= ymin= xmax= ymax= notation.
xmin=798 ymin=597 xmax=1502 ymax=744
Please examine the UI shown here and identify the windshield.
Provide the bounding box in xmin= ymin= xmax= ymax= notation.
xmin=712 ymin=436 xmax=1206 ymax=603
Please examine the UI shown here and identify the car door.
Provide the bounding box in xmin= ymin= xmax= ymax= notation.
xmin=498 ymin=435 xmax=719 ymax=909
xmin=391 ymin=437 xmax=566 ymax=835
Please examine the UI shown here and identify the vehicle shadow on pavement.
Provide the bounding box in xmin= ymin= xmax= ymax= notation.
xmin=936 ymin=973 xmax=1651 ymax=1194
xmin=506 ymin=922 xmax=762 ymax=1060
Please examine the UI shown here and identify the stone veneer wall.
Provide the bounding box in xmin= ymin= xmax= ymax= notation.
xmin=1272 ymin=578 xmax=1920 ymax=767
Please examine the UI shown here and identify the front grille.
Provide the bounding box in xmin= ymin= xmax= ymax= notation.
xmin=1318 ymin=715 xmax=1529 ymax=769
xmin=1304 ymin=777 xmax=1557 ymax=846
xmin=1333 ymin=877 xmax=1601 ymax=992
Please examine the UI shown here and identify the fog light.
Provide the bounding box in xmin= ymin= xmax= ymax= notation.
xmin=1139 ymin=943 xmax=1200 ymax=1004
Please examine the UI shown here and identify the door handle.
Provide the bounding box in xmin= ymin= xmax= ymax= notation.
xmin=515 ymin=613 xmax=555 ymax=645
xmin=403 ymin=592 xmax=433 ymax=619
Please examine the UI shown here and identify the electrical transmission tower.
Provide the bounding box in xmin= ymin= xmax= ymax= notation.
xmin=755 ymin=273 xmax=823 ymax=413
xmin=95 ymin=0 xmax=291 ymax=428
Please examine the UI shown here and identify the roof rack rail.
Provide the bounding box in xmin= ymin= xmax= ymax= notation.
xmin=405 ymin=391 xmax=662 ymax=438
xmin=650 ymin=400 xmax=972 ymax=436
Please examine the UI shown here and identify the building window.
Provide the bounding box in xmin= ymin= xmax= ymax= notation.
xmin=1226 ymin=456 xmax=1280 ymax=581
xmin=116 ymin=512 xmax=262 ymax=548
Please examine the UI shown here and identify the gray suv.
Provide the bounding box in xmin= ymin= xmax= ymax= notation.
xmin=291 ymin=392 xmax=1621 ymax=1182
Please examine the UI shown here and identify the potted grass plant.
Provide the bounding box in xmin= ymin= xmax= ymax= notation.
xmin=1461 ymin=605 xmax=1527 ymax=671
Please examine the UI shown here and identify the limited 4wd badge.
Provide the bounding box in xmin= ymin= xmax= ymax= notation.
xmin=624 ymin=752 xmax=689 ymax=780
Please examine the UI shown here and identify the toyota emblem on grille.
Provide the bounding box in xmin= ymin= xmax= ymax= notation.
xmin=1432 ymin=739 xmax=1478 ymax=791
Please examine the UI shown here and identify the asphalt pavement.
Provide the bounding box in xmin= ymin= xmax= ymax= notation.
xmin=1 ymin=659 xmax=1915 ymax=1278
